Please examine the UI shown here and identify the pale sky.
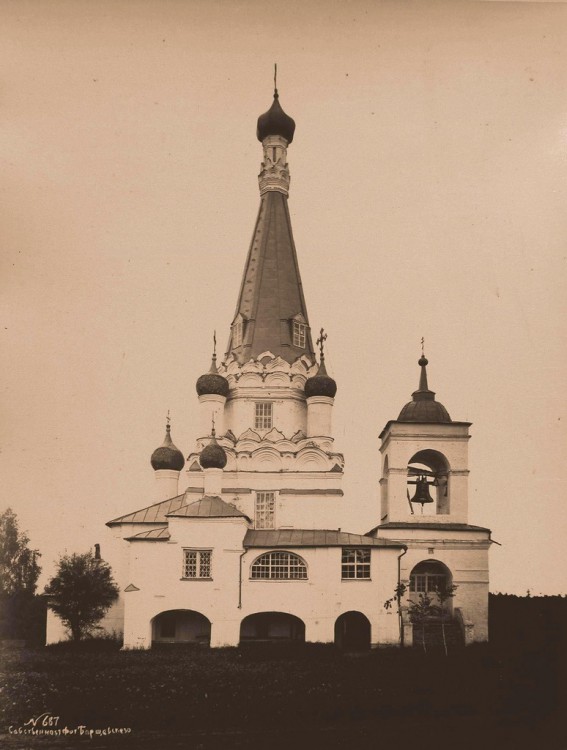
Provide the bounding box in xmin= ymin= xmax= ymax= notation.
xmin=2 ymin=0 xmax=566 ymax=595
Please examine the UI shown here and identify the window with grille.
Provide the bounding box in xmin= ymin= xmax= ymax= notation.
xmin=255 ymin=491 xmax=275 ymax=529
xmin=341 ymin=548 xmax=371 ymax=579
xmin=293 ymin=321 xmax=306 ymax=348
xmin=254 ymin=402 xmax=273 ymax=430
xmin=409 ymin=573 xmax=446 ymax=593
xmin=233 ymin=320 xmax=243 ymax=348
xmin=182 ymin=549 xmax=212 ymax=579
xmin=251 ymin=551 xmax=308 ymax=580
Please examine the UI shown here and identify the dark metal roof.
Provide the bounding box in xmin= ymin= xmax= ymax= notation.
xmin=196 ymin=371 xmax=229 ymax=398
xmin=372 ymin=522 xmax=491 ymax=533
xmin=278 ymin=489 xmax=344 ymax=496
xmin=150 ymin=425 xmax=185 ymax=471
xmin=226 ymin=190 xmax=315 ymax=364
xmin=107 ymin=494 xmax=186 ymax=526
xmin=167 ymin=495 xmax=250 ymax=521
xmin=304 ymin=358 xmax=337 ymax=398
xmin=397 ymin=356 xmax=451 ymax=424
xmin=397 ymin=399 xmax=452 ymax=423
xmin=256 ymin=92 xmax=296 ymax=144
xmin=126 ymin=527 xmax=171 ymax=542
xmin=243 ymin=529 xmax=405 ymax=549
xmin=199 ymin=440 xmax=227 ymax=469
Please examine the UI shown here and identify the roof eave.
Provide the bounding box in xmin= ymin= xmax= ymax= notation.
xmin=379 ymin=419 xmax=473 ymax=440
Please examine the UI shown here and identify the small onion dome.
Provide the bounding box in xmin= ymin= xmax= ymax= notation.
xmin=304 ymin=358 xmax=337 ymax=399
xmin=397 ymin=356 xmax=452 ymax=423
xmin=151 ymin=425 xmax=185 ymax=471
xmin=199 ymin=436 xmax=227 ymax=470
xmin=257 ymin=90 xmax=296 ymax=144
xmin=196 ymin=355 xmax=229 ymax=398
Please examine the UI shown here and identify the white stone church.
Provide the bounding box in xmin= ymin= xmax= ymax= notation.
xmin=47 ymin=87 xmax=491 ymax=650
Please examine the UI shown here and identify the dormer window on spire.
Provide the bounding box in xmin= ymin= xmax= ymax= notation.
xmin=293 ymin=321 xmax=306 ymax=348
xmin=232 ymin=317 xmax=244 ymax=348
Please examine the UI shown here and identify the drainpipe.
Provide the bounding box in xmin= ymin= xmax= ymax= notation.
xmin=397 ymin=546 xmax=408 ymax=647
xmin=238 ymin=549 xmax=247 ymax=609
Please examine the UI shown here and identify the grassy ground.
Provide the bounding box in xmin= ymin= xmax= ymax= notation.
xmin=1 ymin=640 xmax=564 ymax=749
xmin=1 ymin=595 xmax=565 ymax=748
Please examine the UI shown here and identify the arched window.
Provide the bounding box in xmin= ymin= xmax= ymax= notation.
xmin=409 ymin=561 xmax=452 ymax=597
xmin=250 ymin=551 xmax=308 ymax=580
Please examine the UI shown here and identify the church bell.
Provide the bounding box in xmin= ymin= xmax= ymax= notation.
xmin=410 ymin=476 xmax=435 ymax=505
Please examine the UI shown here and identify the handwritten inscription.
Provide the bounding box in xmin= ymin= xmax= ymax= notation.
xmin=23 ymin=712 xmax=60 ymax=728
xmin=10 ymin=714 xmax=132 ymax=738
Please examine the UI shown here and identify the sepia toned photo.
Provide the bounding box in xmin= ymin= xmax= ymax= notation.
xmin=1 ymin=1 xmax=565 ymax=747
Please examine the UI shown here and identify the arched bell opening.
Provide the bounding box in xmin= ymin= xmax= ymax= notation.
xmin=334 ymin=611 xmax=371 ymax=652
xmin=407 ymin=449 xmax=450 ymax=516
xmin=151 ymin=609 xmax=211 ymax=646
xmin=408 ymin=561 xmax=454 ymax=615
xmin=239 ymin=612 xmax=305 ymax=644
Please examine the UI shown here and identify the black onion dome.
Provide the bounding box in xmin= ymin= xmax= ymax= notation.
xmin=304 ymin=358 xmax=337 ymax=398
xmin=257 ymin=91 xmax=295 ymax=144
xmin=199 ymin=437 xmax=227 ymax=470
xmin=397 ymin=356 xmax=452 ymax=423
xmin=151 ymin=425 xmax=185 ymax=471
xmin=196 ymin=355 xmax=229 ymax=398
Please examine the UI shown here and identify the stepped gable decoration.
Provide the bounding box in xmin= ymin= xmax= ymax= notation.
xmin=196 ymin=332 xmax=230 ymax=397
xmin=397 ymin=344 xmax=451 ymax=423
xmin=305 ymin=329 xmax=337 ymax=398
xmin=150 ymin=417 xmax=185 ymax=471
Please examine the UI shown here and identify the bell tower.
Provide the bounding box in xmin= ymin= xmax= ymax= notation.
xmin=373 ymin=348 xmax=491 ymax=644
xmin=378 ymin=354 xmax=471 ymax=525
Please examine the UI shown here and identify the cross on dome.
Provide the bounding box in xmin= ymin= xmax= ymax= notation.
xmin=317 ymin=328 xmax=328 ymax=360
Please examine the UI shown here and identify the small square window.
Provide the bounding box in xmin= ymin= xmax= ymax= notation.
xmin=293 ymin=321 xmax=306 ymax=348
xmin=341 ymin=548 xmax=370 ymax=579
xmin=255 ymin=402 xmax=273 ymax=430
xmin=183 ymin=549 xmax=212 ymax=579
